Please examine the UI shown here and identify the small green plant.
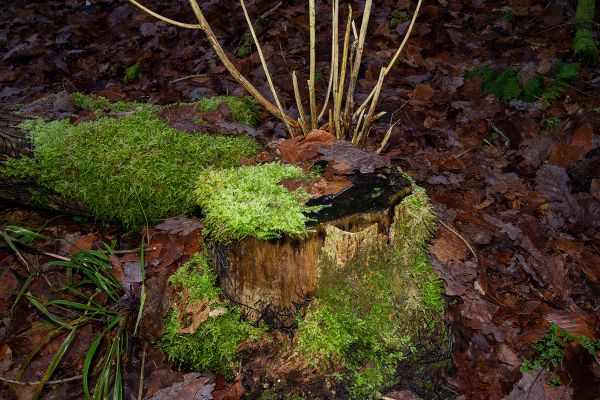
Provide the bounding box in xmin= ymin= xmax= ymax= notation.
xmin=2 ymin=106 xmax=261 ymax=229
xmin=573 ymin=0 xmax=598 ymax=64
xmin=236 ymin=32 xmax=252 ymax=58
xmin=194 ymin=163 xmax=322 ymax=242
xmin=124 ymin=62 xmax=142 ymax=83
xmin=465 ymin=62 xmax=581 ymax=108
xmin=521 ymin=322 xmax=600 ymax=386
xmin=542 ymin=117 xmax=561 ymax=130
xmin=297 ymin=187 xmax=444 ymax=399
xmin=390 ymin=9 xmax=410 ymax=27
xmin=541 ymin=62 xmax=581 ymax=108
xmin=158 ymin=253 xmax=264 ymax=377
xmin=1 ymin=226 xmax=145 ymax=400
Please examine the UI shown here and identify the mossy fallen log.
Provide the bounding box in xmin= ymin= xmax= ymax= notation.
xmin=0 ymin=94 xmax=262 ymax=225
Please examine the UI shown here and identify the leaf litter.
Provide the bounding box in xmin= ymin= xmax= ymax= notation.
xmin=1 ymin=0 xmax=600 ymax=398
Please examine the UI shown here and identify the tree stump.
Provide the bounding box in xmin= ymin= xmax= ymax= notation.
xmin=211 ymin=169 xmax=411 ymax=328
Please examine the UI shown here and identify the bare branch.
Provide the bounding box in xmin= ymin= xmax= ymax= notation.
xmin=185 ymin=0 xmax=300 ymax=133
xmin=128 ymin=0 xmax=201 ymax=29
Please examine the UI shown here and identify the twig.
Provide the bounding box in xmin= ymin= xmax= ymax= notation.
xmin=137 ymin=343 xmax=147 ymax=400
xmin=128 ymin=0 xmax=201 ymax=29
xmin=170 ymin=74 xmax=208 ymax=83
xmin=439 ymin=220 xmax=478 ymax=261
xmin=185 ymin=0 xmax=299 ymax=132
xmin=0 ymin=374 xmax=83 ymax=386
xmin=240 ymin=0 xmax=293 ymax=135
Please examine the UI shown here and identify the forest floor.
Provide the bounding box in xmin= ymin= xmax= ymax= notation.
xmin=1 ymin=0 xmax=600 ymax=399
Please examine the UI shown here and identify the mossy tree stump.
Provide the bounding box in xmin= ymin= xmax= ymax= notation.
xmin=211 ymin=170 xmax=412 ymax=327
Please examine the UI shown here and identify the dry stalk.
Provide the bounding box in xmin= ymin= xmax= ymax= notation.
xmin=292 ymin=71 xmax=309 ymax=133
xmin=342 ymin=0 xmax=373 ymax=139
xmin=353 ymin=0 xmax=423 ymax=119
xmin=334 ymin=5 xmax=352 ymax=139
xmin=317 ymin=0 xmax=339 ymax=123
xmin=309 ymin=0 xmax=317 ymax=129
xmin=240 ymin=0 xmax=292 ymax=134
xmin=128 ymin=0 xmax=423 ymax=149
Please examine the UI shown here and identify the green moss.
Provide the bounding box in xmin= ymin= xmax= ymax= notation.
xmin=194 ymin=163 xmax=321 ymax=242
xmin=2 ymin=109 xmax=261 ymax=229
xmin=297 ymin=186 xmax=445 ymax=399
xmin=197 ymin=96 xmax=260 ymax=127
xmin=574 ymin=0 xmax=597 ymax=64
xmin=72 ymin=92 xmax=157 ymax=113
xmin=236 ymin=32 xmax=252 ymax=59
xmin=124 ymin=62 xmax=142 ymax=84
xmin=158 ymin=253 xmax=264 ymax=378
xmin=390 ymin=9 xmax=410 ymax=27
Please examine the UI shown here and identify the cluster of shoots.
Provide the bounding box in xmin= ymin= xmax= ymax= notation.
xmin=128 ymin=0 xmax=422 ymax=150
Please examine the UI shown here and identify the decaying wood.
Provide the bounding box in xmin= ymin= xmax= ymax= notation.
xmin=211 ymin=170 xmax=411 ymax=328
xmin=0 ymin=113 xmax=91 ymax=215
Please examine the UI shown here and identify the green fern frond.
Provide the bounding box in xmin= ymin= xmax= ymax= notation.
xmin=520 ymin=75 xmax=544 ymax=102
xmin=541 ymin=80 xmax=569 ymax=109
xmin=483 ymin=69 xmax=521 ymax=102
xmin=553 ymin=62 xmax=581 ymax=80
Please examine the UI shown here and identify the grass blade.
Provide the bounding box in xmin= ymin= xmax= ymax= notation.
xmin=27 ymin=294 xmax=69 ymax=327
xmin=134 ymin=238 xmax=146 ymax=336
xmin=83 ymin=316 xmax=120 ymax=399
xmin=17 ymin=327 xmax=63 ymax=380
xmin=33 ymin=327 xmax=78 ymax=399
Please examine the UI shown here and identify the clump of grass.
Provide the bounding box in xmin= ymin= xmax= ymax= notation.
xmin=197 ymin=96 xmax=260 ymax=127
xmin=2 ymin=108 xmax=261 ymax=229
xmin=158 ymin=253 xmax=264 ymax=377
xmin=296 ymin=187 xmax=445 ymax=399
xmin=1 ymin=226 xmax=144 ymax=400
xmin=194 ymin=163 xmax=322 ymax=242
xmin=124 ymin=62 xmax=142 ymax=83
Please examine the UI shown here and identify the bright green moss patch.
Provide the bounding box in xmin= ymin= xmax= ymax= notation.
xmin=197 ymin=96 xmax=260 ymax=127
xmin=195 ymin=163 xmax=321 ymax=242
xmin=2 ymin=108 xmax=261 ymax=229
xmin=574 ymin=0 xmax=597 ymax=64
xmin=158 ymin=253 xmax=264 ymax=377
xmin=72 ymin=92 xmax=158 ymax=113
xmin=124 ymin=62 xmax=142 ymax=83
xmin=296 ymin=186 xmax=445 ymax=399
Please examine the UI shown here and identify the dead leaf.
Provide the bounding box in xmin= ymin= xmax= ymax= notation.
xmin=68 ymin=233 xmax=97 ymax=253
xmin=147 ymin=373 xmax=214 ymax=400
xmin=430 ymin=229 xmax=468 ymax=263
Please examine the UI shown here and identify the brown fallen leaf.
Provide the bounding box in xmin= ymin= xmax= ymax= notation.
xmin=430 ymin=228 xmax=468 ymax=263
xmin=411 ymin=83 xmax=435 ymax=104
xmin=278 ymin=129 xmax=334 ymax=165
